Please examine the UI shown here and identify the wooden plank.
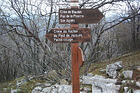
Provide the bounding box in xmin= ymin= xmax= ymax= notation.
xmin=59 ymin=8 xmax=104 ymax=24
xmin=46 ymin=28 xmax=91 ymax=43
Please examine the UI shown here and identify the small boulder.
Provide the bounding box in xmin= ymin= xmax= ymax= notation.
xmin=60 ymin=79 xmax=69 ymax=85
xmin=134 ymin=90 xmax=140 ymax=93
xmin=16 ymin=78 xmax=27 ymax=88
xmin=87 ymin=73 xmax=94 ymax=77
xmin=44 ymin=83 xmax=51 ymax=87
xmin=11 ymin=89 xmax=18 ymax=93
xmin=106 ymin=61 xmax=123 ymax=78
xmin=32 ymin=86 xmax=42 ymax=93
xmin=136 ymin=82 xmax=140 ymax=88
xmin=124 ymin=87 xmax=129 ymax=93
xmin=99 ymin=69 xmax=106 ymax=73
xmin=83 ymin=87 xmax=91 ymax=92
xmin=82 ymin=74 xmax=120 ymax=93
xmin=122 ymin=70 xmax=133 ymax=79
xmin=42 ymin=85 xmax=72 ymax=93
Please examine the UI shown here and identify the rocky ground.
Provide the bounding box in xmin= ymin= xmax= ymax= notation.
xmin=31 ymin=61 xmax=140 ymax=93
xmin=0 ymin=51 xmax=140 ymax=93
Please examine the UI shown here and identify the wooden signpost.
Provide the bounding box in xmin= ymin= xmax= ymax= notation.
xmin=46 ymin=0 xmax=103 ymax=93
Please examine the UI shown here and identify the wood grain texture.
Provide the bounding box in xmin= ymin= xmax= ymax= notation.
xmin=71 ymin=43 xmax=80 ymax=93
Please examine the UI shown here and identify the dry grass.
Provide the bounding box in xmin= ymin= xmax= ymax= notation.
xmin=87 ymin=51 xmax=140 ymax=76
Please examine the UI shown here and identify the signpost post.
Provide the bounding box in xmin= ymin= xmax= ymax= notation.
xmin=46 ymin=0 xmax=103 ymax=93
xmin=70 ymin=1 xmax=80 ymax=92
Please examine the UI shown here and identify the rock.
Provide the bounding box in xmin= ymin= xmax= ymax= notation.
xmin=94 ymin=75 xmax=106 ymax=80
xmin=60 ymin=79 xmax=69 ymax=85
xmin=124 ymin=87 xmax=129 ymax=93
xmin=114 ymin=61 xmax=123 ymax=70
xmin=82 ymin=75 xmax=120 ymax=93
xmin=42 ymin=87 xmax=52 ymax=93
xmin=99 ymin=69 xmax=106 ymax=73
xmin=32 ymin=86 xmax=42 ymax=93
xmin=57 ymin=85 xmax=72 ymax=93
xmin=82 ymin=75 xmax=94 ymax=84
xmin=83 ymin=87 xmax=91 ymax=92
xmin=124 ymin=89 xmax=140 ymax=93
xmin=134 ymin=90 xmax=140 ymax=93
xmin=136 ymin=82 xmax=140 ymax=87
xmin=83 ymin=75 xmax=117 ymax=85
xmin=32 ymin=84 xmax=89 ymax=93
xmin=3 ymin=88 xmax=7 ymax=91
xmin=32 ymin=85 xmax=72 ymax=93
xmin=11 ymin=89 xmax=18 ymax=93
xmin=126 ymin=89 xmax=133 ymax=93
xmin=122 ymin=80 xmax=127 ymax=84
xmin=106 ymin=61 xmax=123 ymax=78
xmin=92 ymin=82 xmax=120 ymax=93
xmin=44 ymin=83 xmax=51 ymax=87
xmin=28 ymin=76 xmax=34 ymax=81
xmin=122 ymin=70 xmax=133 ymax=79
xmin=87 ymin=73 xmax=94 ymax=77
xmin=92 ymin=86 xmax=102 ymax=93
xmin=16 ymin=77 xmax=28 ymax=88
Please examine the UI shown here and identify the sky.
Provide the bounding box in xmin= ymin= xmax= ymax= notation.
xmin=103 ymin=0 xmax=140 ymax=18
xmin=0 ymin=0 xmax=139 ymax=18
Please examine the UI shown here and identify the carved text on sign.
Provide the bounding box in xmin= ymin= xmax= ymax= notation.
xmin=46 ymin=28 xmax=91 ymax=43
xmin=59 ymin=8 xmax=104 ymax=24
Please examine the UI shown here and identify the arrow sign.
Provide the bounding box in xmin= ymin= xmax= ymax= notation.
xmin=59 ymin=8 xmax=104 ymax=24
xmin=46 ymin=28 xmax=91 ymax=43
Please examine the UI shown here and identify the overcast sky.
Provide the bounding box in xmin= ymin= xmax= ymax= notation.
xmin=0 ymin=0 xmax=139 ymax=18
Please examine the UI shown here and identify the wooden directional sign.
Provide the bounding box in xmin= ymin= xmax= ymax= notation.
xmin=46 ymin=28 xmax=91 ymax=43
xmin=59 ymin=8 xmax=104 ymax=24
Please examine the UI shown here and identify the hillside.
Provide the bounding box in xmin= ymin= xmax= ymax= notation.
xmin=0 ymin=51 xmax=140 ymax=93
xmin=87 ymin=51 xmax=140 ymax=76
